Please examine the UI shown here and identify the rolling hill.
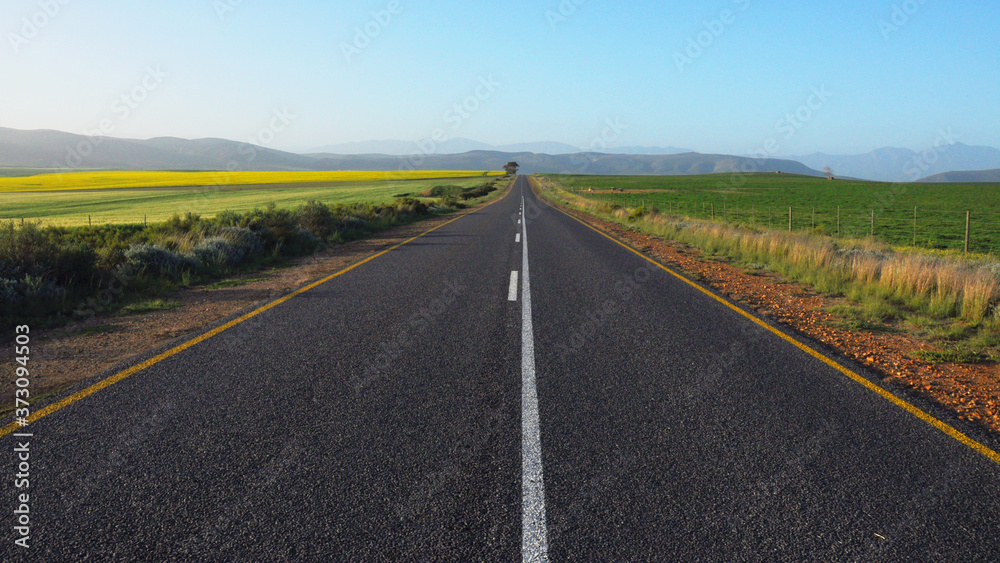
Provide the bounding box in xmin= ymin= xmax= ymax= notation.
xmin=0 ymin=127 xmax=818 ymax=177
xmin=918 ymin=169 xmax=1000 ymax=183
xmin=793 ymin=143 xmax=1000 ymax=183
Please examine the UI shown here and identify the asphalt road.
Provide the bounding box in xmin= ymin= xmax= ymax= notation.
xmin=4 ymin=175 xmax=1000 ymax=561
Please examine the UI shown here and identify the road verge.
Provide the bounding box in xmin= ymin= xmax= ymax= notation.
xmin=531 ymin=175 xmax=1000 ymax=436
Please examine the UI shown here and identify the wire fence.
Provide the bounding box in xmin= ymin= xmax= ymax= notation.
xmin=4 ymin=214 xmax=155 ymax=229
xmin=595 ymin=193 xmax=997 ymax=255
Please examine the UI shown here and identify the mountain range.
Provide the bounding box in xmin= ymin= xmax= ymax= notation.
xmin=1 ymin=127 xmax=998 ymax=182
xmin=309 ymin=150 xmax=820 ymax=177
xmin=792 ymin=143 xmax=1000 ymax=183
xmin=917 ymin=169 xmax=1000 ymax=183
xmin=306 ymin=138 xmax=691 ymax=156
xmin=0 ymin=127 xmax=814 ymax=176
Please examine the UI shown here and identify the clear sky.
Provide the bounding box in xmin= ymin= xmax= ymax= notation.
xmin=2 ymin=0 xmax=997 ymax=156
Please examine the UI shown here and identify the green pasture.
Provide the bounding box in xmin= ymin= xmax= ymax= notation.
xmin=545 ymin=173 xmax=1000 ymax=254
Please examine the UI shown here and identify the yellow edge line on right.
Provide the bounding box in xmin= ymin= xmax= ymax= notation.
xmin=546 ymin=194 xmax=1000 ymax=466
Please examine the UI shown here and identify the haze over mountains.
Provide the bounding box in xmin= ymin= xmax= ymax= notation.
xmin=791 ymin=143 xmax=1000 ymax=183
xmin=0 ymin=127 xmax=814 ymax=176
xmin=306 ymin=138 xmax=691 ymax=156
xmin=1 ymin=127 xmax=999 ymax=182
xmin=917 ymin=169 xmax=1000 ymax=183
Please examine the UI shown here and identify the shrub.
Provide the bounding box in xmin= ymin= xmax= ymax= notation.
xmin=393 ymin=197 xmax=429 ymax=215
xmin=0 ymin=222 xmax=96 ymax=283
xmin=215 ymin=227 xmax=264 ymax=258
xmin=0 ymin=222 xmax=99 ymax=323
xmin=0 ymin=275 xmax=63 ymax=305
xmin=236 ymin=204 xmax=300 ymax=249
xmin=338 ymin=214 xmax=371 ymax=233
xmin=424 ymin=185 xmax=463 ymax=197
xmin=189 ymin=227 xmax=265 ymax=269
xmin=458 ymin=182 xmax=497 ymax=200
xmin=159 ymin=212 xmax=206 ymax=234
xmin=191 ymin=237 xmax=242 ymax=267
xmin=119 ymin=243 xmax=191 ymax=279
xmin=295 ymin=200 xmax=336 ymax=238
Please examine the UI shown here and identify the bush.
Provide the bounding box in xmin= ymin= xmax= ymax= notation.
xmin=191 ymin=237 xmax=242 ymax=267
xmin=292 ymin=227 xmax=319 ymax=252
xmin=159 ymin=212 xmax=206 ymax=234
xmin=0 ymin=222 xmax=100 ymax=324
xmin=393 ymin=197 xmax=429 ymax=215
xmin=339 ymin=214 xmax=371 ymax=232
xmin=235 ymin=204 xmax=301 ymax=250
xmin=215 ymin=227 xmax=264 ymax=258
xmin=459 ymin=182 xmax=497 ymax=200
xmin=0 ymin=222 xmax=97 ymax=285
xmin=119 ymin=243 xmax=192 ymax=279
xmin=0 ymin=275 xmax=63 ymax=305
xmin=295 ymin=200 xmax=336 ymax=238
xmin=424 ymin=185 xmax=463 ymax=197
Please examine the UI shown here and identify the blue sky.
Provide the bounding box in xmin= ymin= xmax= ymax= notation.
xmin=2 ymin=0 xmax=996 ymax=155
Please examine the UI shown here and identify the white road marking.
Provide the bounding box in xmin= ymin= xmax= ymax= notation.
xmin=520 ymin=194 xmax=549 ymax=562
xmin=516 ymin=233 xmax=521 ymax=243
xmin=508 ymin=271 xmax=519 ymax=301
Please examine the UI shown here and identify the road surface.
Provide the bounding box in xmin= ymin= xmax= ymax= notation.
xmin=3 ymin=176 xmax=1000 ymax=561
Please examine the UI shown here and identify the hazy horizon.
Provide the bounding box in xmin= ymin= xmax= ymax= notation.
xmin=3 ymin=1 xmax=998 ymax=157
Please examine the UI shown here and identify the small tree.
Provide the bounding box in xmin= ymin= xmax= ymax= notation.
xmin=503 ymin=161 xmax=519 ymax=176
xmin=823 ymin=166 xmax=834 ymax=180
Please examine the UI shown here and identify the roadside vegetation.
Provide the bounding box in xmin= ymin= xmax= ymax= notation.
xmin=549 ymin=173 xmax=1000 ymax=254
xmin=1 ymin=177 xmax=507 ymax=330
xmin=535 ymin=175 xmax=1000 ymax=364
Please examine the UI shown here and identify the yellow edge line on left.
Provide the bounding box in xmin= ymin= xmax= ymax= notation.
xmin=1 ymin=195 xmax=504 ymax=439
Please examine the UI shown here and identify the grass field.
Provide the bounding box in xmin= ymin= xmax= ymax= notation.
xmin=0 ymin=174 xmax=500 ymax=227
xmin=0 ymin=169 xmax=502 ymax=193
xmin=546 ymin=173 xmax=1000 ymax=254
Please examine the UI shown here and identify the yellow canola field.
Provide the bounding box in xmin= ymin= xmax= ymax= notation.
xmin=0 ymin=170 xmax=503 ymax=193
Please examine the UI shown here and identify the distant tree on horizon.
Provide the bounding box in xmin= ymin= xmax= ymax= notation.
xmin=504 ymin=161 xmax=519 ymax=175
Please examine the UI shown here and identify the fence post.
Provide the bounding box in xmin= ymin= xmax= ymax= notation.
xmin=965 ymin=210 xmax=971 ymax=253
xmin=812 ymin=207 xmax=815 ymax=229
xmin=768 ymin=206 xmax=772 ymax=228
xmin=837 ymin=206 xmax=841 ymax=237
xmin=788 ymin=207 xmax=792 ymax=232
xmin=913 ymin=206 xmax=917 ymax=246
xmin=870 ymin=209 xmax=874 ymax=237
